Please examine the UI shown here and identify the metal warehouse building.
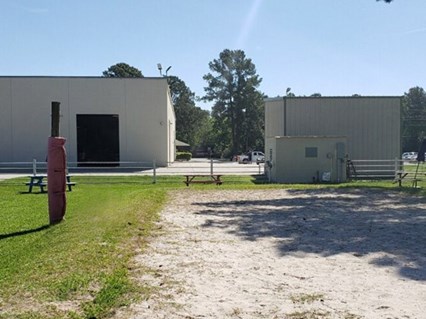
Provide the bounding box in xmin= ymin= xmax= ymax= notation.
xmin=0 ymin=77 xmax=176 ymax=166
xmin=264 ymin=96 xmax=401 ymax=183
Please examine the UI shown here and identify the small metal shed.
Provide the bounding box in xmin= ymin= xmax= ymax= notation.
xmin=266 ymin=136 xmax=347 ymax=184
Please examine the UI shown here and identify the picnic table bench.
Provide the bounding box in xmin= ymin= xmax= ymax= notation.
xmin=184 ymin=175 xmax=222 ymax=186
xmin=393 ymin=170 xmax=424 ymax=187
xmin=25 ymin=174 xmax=76 ymax=193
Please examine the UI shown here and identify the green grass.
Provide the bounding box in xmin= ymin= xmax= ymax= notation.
xmin=0 ymin=176 xmax=166 ymax=319
xmin=0 ymin=174 xmax=424 ymax=318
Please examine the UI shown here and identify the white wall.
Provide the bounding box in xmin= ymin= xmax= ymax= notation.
xmin=166 ymin=87 xmax=176 ymax=163
xmin=0 ymin=77 xmax=175 ymax=166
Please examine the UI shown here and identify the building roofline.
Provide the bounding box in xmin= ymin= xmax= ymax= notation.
xmin=0 ymin=75 xmax=165 ymax=80
xmin=264 ymin=95 xmax=402 ymax=102
xmin=271 ymin=135 xmax=348 ymax=139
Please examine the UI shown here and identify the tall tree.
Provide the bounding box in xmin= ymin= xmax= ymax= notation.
xmin=402 ymin=87 xmax=426 ymax=152
xmin=203 ymin=49 xmax=264 ymax=156
xmin=167 ymin=76 xmax=210 ymax=150
xmin=102 ymin=63 xmax=143 ymax=78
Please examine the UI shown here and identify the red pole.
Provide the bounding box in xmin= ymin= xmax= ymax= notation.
xmin=48 ymin=102 xmax=67 ymax=224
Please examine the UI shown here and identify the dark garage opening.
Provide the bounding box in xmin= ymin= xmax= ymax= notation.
xmin=77 ymin=114 xmax=120 ymax=166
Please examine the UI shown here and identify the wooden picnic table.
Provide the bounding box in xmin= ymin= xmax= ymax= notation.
xmin=393 ymin=170 xmax=425 ymax=187
xmin=25 ymin=174 xmax=76 ymax=193
xmin=184 ymin=175 xmax=222 ymax=186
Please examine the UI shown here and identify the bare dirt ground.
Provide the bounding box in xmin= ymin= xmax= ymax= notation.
xmin=118 ymin=188 xmax=426 ymax=319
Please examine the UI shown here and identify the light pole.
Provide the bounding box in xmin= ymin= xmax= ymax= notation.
xmin=157 ymin=63 xmax=172 ymax=77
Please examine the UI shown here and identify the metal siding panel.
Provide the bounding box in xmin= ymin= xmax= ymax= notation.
xmin=0 ymin=78 xmax=12 ymax=161
xmin=264 ymin=99 xmax=284 ymax=137
xmin=1 ymin=77 xmax=172 ymax=164
xmin=124 ymin=79 xmax=169 ymax=165
xmin=283 ymin=97 xmax=400 ymax=160
xmin=10 ymin=78 xmax=70 ymax=162
xmin=273 ymin=136 xmax=347 ymax=183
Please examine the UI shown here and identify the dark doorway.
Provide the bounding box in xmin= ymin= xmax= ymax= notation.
xmin=77 ymin=114 xmax=119 ymax=166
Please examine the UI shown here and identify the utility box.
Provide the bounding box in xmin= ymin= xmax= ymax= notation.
xmin=266 ymin=136 xmax=347 ymax=184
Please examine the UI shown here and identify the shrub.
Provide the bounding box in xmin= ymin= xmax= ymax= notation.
xmin=176 ymin=152 xmax=192 ymax=161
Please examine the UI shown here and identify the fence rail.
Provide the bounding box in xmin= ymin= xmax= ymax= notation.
xmin=0 ymin=159 xmax=158 ymax=183
xmin=0 ymin=158 xmax=266 ymax=183
xmin=347 ymin=159 xmax=405 ymax=180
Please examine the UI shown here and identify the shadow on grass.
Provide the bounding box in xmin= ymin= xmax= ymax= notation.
xmin=249 ymin=175 xmax=270 ymax=184
xmin=193 ymin=188 xmax=426 ymax=281
xmin=18 ymin=191 xmax=47 ymax=195
xmin=0 ymin=225 xmax=50 ymax=240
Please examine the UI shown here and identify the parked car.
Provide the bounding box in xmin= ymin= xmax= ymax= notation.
xmin=237 ymin=151 xmax=265 ymax=164
xmin=402 ymin=152 xmax=417 ymax=160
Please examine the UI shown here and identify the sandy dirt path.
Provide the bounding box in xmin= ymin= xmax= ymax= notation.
xmin=120 ymin=188 xmax=426 ymax=319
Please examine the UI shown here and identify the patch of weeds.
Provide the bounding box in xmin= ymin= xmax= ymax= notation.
xmin=286 ymin=310 xmax=330 ymax=319
xmin=53 ymin=274 xmax=91 ymax=301
xmin=290 ymin=293 xmax=325 ymax=304
xmin=230 ymin=307 xmax=242 ymax=317
xmin=82 ymin=269 xmax=134 ymax=319
xmin=342 ymin=312 xmax=362 ymax=319
xmin=153 ymin=300 xmax=184 ymax=313
xmin=0 ymin=308 xmax=82 ymax=319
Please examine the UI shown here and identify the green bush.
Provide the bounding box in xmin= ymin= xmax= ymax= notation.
xmin=176 ymin=152 xmax=192 ymax=161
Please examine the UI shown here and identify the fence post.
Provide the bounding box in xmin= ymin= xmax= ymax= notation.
xmin=210 ymin=158 xmax=213 ymax=175
xmin=32 ymin=158 xmax=37 ymax=176
xmin=153 ymin=159 xmax=157 ymax=184
xmin=394 ymin=157 xmax=398 ymax=177
xmin=268 ymin=166 xmax=271 ymax=183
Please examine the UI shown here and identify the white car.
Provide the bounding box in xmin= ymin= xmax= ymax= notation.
xmin=238 ymin=151 xmax=265 ymax=164
xmin=402 ymin=152 xmax=417 ymax=160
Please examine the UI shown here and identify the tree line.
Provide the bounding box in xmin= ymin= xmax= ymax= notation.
xmin=103 ymin=50 xmax=264 ymax=158
xmin=103 ymin=49 xmax=425 ymax=158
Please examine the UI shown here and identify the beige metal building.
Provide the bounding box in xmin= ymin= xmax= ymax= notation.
xmin=265 ymin=96 xmax=401 ymax=160
xmin=0 ymin=77 xmax=175 ymax=166
xmin=265 ymin=96 xmax=401 ymax=183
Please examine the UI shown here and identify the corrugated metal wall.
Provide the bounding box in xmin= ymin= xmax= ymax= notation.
xmin=264 ymin=98 xmax=285 ymax=138
xmin=265 ymin=97 xmax=401 ymax=160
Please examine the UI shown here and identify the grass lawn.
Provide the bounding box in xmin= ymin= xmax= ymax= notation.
xmin=0 ymin=175 xmax=424 ymax=318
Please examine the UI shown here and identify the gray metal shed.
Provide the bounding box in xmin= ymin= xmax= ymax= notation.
xmin=266 ymin=136 xmax=347 ymax=184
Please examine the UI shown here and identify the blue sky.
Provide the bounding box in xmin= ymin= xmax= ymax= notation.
xmin=1 ymin=0 xmax=425 ymax=110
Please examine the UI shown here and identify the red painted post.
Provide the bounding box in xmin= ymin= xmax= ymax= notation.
xmin=47 ymin=102 xmax=67 ymax=224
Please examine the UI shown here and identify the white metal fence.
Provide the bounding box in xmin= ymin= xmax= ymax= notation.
xmin=0 ymin=158 xmax=266 ymax=183
xmin=347 ymin=159 xmax=406 ymax=180
xmin=0 ymin=159 xmax=158 ymax=182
